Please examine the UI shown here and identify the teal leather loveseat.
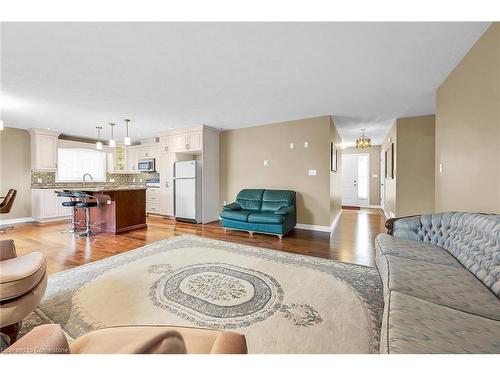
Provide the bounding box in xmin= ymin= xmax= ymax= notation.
xmin=220 ymin=189 xmax=296 ymax=239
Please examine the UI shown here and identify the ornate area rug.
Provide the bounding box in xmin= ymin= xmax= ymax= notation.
xmin=23 ymin=235 xmax=383 ymax=353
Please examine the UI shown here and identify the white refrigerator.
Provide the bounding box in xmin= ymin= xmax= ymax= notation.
xmin=174 ymin=160 xmax=202 ymax=223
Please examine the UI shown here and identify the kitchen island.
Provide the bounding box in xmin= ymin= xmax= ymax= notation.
xmin=74 ymin=187 xmax=147 ymax=234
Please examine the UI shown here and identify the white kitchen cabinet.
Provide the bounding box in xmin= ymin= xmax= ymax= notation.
xmin=160 ymin=135 xmax=175 ymax=153
xmin=127 ymin=147 xmax=139 ymax=171
xmin=159 ymin=153 xmax=175 ymax=216
xmin=187 ymin=130 xmax=202 ymax=151
xmin=32 ymin=189 xmax=72 ymax=222
xmin=171 ymin=130 xmax=203 ymax=152
xmin=29 ymin=129 xmax=61 ymax=171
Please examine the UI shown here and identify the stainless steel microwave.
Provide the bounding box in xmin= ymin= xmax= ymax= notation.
xmin=138 ymin=158 xmax=155 ymax=172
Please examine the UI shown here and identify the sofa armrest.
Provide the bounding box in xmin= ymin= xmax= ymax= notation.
xmin=274 ymin=206 xmax=294 ymax=215
xmin=0 ymin=239 xmax=17 ymax=261
xmin=210 ymin=331 xmax=247 ymax=354
xmin=385 ymin=215 xmax=421 ymax=235
xmin=223 ymin=202 xmax=241 ymax=211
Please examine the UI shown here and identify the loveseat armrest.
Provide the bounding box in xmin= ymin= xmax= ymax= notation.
xmin=223 ymin=202 xmax=241 ymax=211
xmin=385 ymin=215 xmax=422 ymax=238
xmin=274 ymin=206 xmax=294 ymax=215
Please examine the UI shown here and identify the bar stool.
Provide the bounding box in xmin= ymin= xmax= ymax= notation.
xmin=55 ymin=190 xmax=81 ymax=234
xmin=74 ymin=192 xmax=100 ymax=237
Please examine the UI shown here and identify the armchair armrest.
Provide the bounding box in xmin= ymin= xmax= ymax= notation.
xmin=0 ymin=239 xmax=17 ymax=261
xmin=223 ymin=202 xmax=241 ymax=211
xmin=274 ymin=206 xmax=294 ymax=215
xmin=3 ymin=324 xmax=70 ymax=354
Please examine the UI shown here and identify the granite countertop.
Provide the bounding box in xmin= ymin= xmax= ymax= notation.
xmin=32 ymin=186 xmax=146 ymax=191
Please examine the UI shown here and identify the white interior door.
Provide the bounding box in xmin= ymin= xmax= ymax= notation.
xmin=380 ymin=150 xmax=385 ymax=209
xmin=341 ymin=153 xmax=370 ymax=207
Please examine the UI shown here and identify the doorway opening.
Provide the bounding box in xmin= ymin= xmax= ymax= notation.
xmin=341 ymin=153 xmax=370 ymax=208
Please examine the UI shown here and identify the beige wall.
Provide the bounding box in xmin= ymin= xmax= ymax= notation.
xmin=436 ymin=22 xmax=500 ymax=214
xmin=382 ymin=123 xmax=397 ymax=217
xmin=0 ymin=127 xmax=32 ymax=220
xmin=220 ymin=116 xmax=333 ymax=227
xmin=329 ymin=117 xmax=342 ymax=225
xmin=342 ymin=145 xmax=381 ymax=206
xmin=382 ymin=115 xmax=435 ymax=217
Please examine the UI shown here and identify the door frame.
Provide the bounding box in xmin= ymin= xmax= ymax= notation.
xmin=341 ymin=152 xmax=371 ymax=208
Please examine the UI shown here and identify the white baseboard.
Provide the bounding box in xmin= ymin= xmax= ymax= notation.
xmin=295 ymin=223 xmax=331 ymax=232
xmin=0 ymin=216 xmax=35 ymax=225
xmin=330 ymin=210 xmax=341 ymax=231
xmin=366 ymin=205 xmax=382 ymax=209
xmin=33 ymin=215 xmax=71 ymax=223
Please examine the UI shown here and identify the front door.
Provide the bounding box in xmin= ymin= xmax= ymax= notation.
xmin=341 ymin=153 xmax=370 ymax=207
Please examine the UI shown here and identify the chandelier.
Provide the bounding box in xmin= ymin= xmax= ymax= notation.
xmin=356 ymin=128 xmax=371 ymax=149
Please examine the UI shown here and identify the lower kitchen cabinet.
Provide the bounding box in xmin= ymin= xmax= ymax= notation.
xmin=32 ymin=189 xmax=72 ymax=222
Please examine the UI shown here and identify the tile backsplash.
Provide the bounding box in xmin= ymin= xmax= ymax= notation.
xmin=31 ymin=171 xmax=159 ymax=188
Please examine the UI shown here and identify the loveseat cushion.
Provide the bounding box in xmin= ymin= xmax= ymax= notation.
xmin=381 ymin=291 xmax=500 ymax=354
xmin=235 ymin=189 xmax=265 ymax=211
xmin=261 ymin=190 xmax=295 ymax=212
xmin=392 ymin=212 xmax=500 ymax=297
xmin=248 ymin=212 xmax=285 ymax=224
xmin=376 ymin=234 xmax=460 ymax=267
xmin=220 ymin=210 xmax=254 ymax=222
xmin=0 ymin=252 xmax=47 ymax=301
xmin=384 ymin=254 xmax=500 ymax=321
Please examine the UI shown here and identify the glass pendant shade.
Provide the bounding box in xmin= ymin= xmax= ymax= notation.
xmin=124 ymin=119 xmax=131 ymax=145
xmin=355 ymin=129 xmax=372 ymax=149
xmin=109 ymin=122 xmax=116 ymax=148
xmin=95 ymin=126 xmax=103 ymax=150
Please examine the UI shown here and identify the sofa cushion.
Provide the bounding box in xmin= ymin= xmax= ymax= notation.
xmin=392 ymin=212 xmax=500 ymax=297
xmin=0 ymin=252 xmax=47 ymax=301
xmin=220 ymin=210 xmax=254 ymax=222
xmin=376 ymin=234 xmax=460 ymax=267
xmin=247 ymin=212 xmax=285 ymax=224
xmin=235 ymin=189 xmax=265 ymax=211
xmin=261 ymin=190 xmax=295 ymax=212
xmin=381 ymin=291 xmax=500 ymax=354
xmin=384 ymin=254 xmax=500 ymax=321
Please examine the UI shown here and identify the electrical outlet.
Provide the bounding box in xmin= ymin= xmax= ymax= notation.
xmin=308 ymin=169 xmax=317 ymax=176
xmin=289 ymin=142 xmax=294 ymax=149
xmin=37 ymin=178 xmax=43 ymax=183
xmin=139 ymin=179 xmax=143 ymax=182
xmin=109 ymin=178 xmax=115 ymax=183
xmin=263 ymin=160 xmax=269 ymax=166
xmin=133 ymin=178 xmax=136 ymax=182
xmin=304 ymin=141 xmax=309 ymax=148
xmin=439 ymin=163 xmax=443 ymax=173
xmin=223 ymin=201 xmax=227 ymax=205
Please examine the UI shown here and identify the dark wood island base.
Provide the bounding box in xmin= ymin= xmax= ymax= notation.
xmin=75 ymin=188 xmax=147 ymax=234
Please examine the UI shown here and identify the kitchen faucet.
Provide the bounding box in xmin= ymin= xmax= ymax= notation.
xmin=82 ymin=173 xmax=93 ymax=186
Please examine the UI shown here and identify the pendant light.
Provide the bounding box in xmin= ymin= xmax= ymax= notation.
xmin=124 ymin=119 xmax=131 ymax=145
xmin=109 ymin=122 xmax=116 ymax=147
xmin=95 ymin=126 xmax=103 ymax=150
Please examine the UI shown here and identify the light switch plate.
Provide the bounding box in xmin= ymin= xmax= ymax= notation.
xmin=263 ymin=160 xmax=269 ymax=166
xmin=289 ymin=142 xmax=294 ymax=149
xmin=223 ymin=201 xmax=227 ymax=205
xmin=304 ymin=141 xmax=309 ymax=148
xmin=308 ymin=169 xmax=317 ymax=176
xmin=439 ymin=163 xmax=443 ymax=173
xmin=372 ymin=174 xmax=378 ymax=178
xmin=37 ymin=178 xmax=43 ymax=183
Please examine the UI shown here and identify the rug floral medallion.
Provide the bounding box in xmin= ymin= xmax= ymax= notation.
xmin=24 ymin=235 xmax=383 ymax=353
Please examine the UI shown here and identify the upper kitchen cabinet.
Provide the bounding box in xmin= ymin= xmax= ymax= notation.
xmin=164 ymin=128 xmax=203 ymax=153
xmin=28 ymin=129 xmax=61 ymax=171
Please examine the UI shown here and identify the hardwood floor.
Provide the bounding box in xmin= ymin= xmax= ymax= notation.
xmin=0 ymin=208 xmax=387 ymax=274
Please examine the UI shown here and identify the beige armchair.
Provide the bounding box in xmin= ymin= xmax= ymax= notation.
xmin=4 ymin=324 xmax=248 ymax=354
xmin=0 ymin=239 xmax=48 ymax=344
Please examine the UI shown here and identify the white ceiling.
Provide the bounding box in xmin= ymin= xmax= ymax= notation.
xmin=0 ymin=22 xmax=490 ymax=144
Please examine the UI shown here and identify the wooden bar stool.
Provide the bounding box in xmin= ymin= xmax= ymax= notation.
xmin=0 ymin=189 xmax=17 ymax=233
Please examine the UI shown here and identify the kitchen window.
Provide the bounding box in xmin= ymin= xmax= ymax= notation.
xmin=57 ymin=148 xmax=107 ymax=182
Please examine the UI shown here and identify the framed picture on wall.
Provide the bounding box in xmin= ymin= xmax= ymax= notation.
xmin=331 ymin=142 xmax=337 ymax=172
xmin=385 ymin=142 xmax=394 ymax=179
